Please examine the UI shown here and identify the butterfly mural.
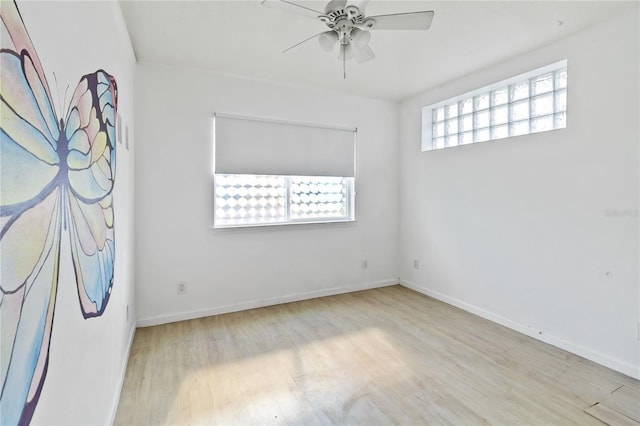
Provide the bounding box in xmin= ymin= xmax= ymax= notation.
xmin=0 ymin=1 xmax=118 ymax=424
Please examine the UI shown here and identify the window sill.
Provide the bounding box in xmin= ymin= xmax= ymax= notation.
xmin=212 ymin=218 xmax=356 ymax=231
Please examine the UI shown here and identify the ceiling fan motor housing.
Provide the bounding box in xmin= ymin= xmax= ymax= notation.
xmin=319 ymin=5 xmax=364 ymax=28
xmin=319 ymin=5 xmax=373 ymax=45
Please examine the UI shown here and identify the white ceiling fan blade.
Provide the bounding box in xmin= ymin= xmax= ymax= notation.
xmin=325 ymin=0 xmax=347 ymax=14
xmin=261 ymin=0 xmax=324 ymax=19
xmin=367 ymin=11 xmax=434 ymax=30
xmin=318 ymin=31 xmax=339 ymax=52
xmin=282 ymin=32 xmax=326 ymax=53
xmin=353 ymin=44 xmax=375 ymax=64
xmin=347 ymin=0 xmax=369 ymax=12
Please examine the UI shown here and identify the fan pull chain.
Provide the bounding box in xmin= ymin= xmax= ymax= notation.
xmin=343 ymin=45 xmax=346 ymax=79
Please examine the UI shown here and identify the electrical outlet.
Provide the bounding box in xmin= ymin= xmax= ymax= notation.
xmin=177 ymin=282 xmax=187 ymax=295
xmin=362 ymin=260 xmax=368 ymax=270
xmin=413 ymin=259 xmax=420 ymax=270
xmin=126 ymin=304 xmax=129 ymax=321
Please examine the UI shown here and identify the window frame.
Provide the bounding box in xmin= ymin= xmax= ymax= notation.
xmin=212 ymin=174 xmax=356 ymax=229
xmin=422 ymin=60 xmax=568 ymax=152
xmin=212 ymin=113 xmax=358 ymax=229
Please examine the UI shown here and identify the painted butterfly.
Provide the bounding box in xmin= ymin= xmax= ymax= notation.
xmin=0 ymin=1 xmax=118 ymax=424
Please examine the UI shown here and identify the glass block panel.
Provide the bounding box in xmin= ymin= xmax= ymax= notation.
xmin=237 ymin=186 xmax=248 ymax=197
xmin=217 ymin=197 xmax=228 ymax=207
xmin=460 ymin=132 xmax=473 ymax=145
xmin=531 ymin=115 xmax=553 ymax=133
xmin=446 ymin=119 xmax=458 ymax=135
xmin=474 ymin=94 xmax=490 ymax=111
xmin=555 ymin=68 xmax=567 ymax=89
xmin=474 ymin=110 xmax=490 ymax=128
xmin=531 ymin=73 xmax=553 ymax=95
xmin=216 ymin=185 xmax=228 ymax=197
xmin=459 ymin=98 xmax=473 ymax=115
xmin=531 ymin=93 xmax=554 ymax=117
xmin=491 ymin=105 xmax=508 ymax=125
xmin=434 ymin=106 xmax=445 ymax=122
xmin=492 ymin=88 xmax=509 ymax=106
xmin=290 ymin=176 xmax=348 ymax=220
xmin=433 ymin=122 xmax=445 ymax=138
xmin=493 ymin=124 xmax=509 ymax=139
xmin=460 ymin=114 xmax=473 ymax=132
xmin=510 ymin=120 xmax=529 ymax=136
xmin=215 ymin=174 xmax=286 ymax=226
xmin=267 ymin=176 xmax=280 ymax=187
xmin=475 ymin=128 xmax=490 ymax=142
xmin=423 ymin=62 xmax=567 ymax=152
xmin=446 ymin=103 xmax=458 ymax=118
xmin=555 ymin=89 xmax=567 ymax=112
xmin=510 ymin=100 xmax=529 ymax=121
xmin=510 ymin=81 xmax=529 ymax=102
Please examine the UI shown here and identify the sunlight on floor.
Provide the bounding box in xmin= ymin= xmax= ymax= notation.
xmin=167 ymin=327 xmax=411 ymax=424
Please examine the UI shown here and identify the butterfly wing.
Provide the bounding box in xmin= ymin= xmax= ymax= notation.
xmin=0 ymin=189 xmax=63 ymax=425
xmin=1 ymin=1 xmax=118 ymax=422
xmin=64 ymin=70 xmax=118 ymax=318
xmin=0 ymin=1 xmax=64 ymax=424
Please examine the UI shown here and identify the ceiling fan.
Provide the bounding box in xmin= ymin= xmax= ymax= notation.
xmin=261 ymin=0 xmax=435 ymax=78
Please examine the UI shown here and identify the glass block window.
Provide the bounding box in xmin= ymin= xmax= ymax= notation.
xmin=214 ymin=174 xmax=354 ymax=228
xmin=422 ymin=60 xmax=567 ymax=151
xmin=214 ymin=174 xmax=286 ymax=227
xmin=290 ymin=176 xmax=349 ymax=220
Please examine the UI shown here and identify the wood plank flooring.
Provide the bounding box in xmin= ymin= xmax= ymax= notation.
xmin=586 ymin=385 xmax=640 ymax=425
xmin=115 ymin=285 xmax=639 ymax=425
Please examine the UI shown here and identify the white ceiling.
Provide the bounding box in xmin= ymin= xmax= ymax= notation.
xmin=120 ymin=0 xmax=635 ymax=101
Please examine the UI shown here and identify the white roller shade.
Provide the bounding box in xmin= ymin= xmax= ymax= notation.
xmin=214 ymin=113 xmax=356 ymax=177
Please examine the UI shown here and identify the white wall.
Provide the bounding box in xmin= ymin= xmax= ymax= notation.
xmin=399 ymin=11 xmax=639 ymax=379
xmin=135 ymin=65 xmax=399 ymax=325
xmin=11 ymin=1 xmax=137 ymax=423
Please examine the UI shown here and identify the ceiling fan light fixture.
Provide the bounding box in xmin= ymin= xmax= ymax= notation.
xmin=319 ymin=30 xmax=339 ymax=51
xmin=353 ymin=44 xmax=375 ymax=63
xmin=350 ymin=27 xmax=370 ymax=48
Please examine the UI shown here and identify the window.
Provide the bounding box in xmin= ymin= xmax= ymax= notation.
xmin=422 ymin=60 xmax=567 ymax=151
xmin=214 ymin=174 xmax=353 ymax=227
xmin=212 ymin=113 xmax=356 ymax=228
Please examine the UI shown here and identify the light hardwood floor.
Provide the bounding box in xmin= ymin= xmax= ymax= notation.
xmin=115 ymin=285 xmax=639 ymax=425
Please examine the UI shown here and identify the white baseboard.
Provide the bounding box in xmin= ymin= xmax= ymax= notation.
xmin=107 ymin=324 xmax=136 ymax=425
xmin=400 ymin=279 xmax=640 ymax=380
xmin=137 ymin=278 xmax=399 ymax=328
